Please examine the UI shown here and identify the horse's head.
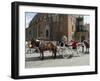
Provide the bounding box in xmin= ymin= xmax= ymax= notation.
xmin=27 ymin=40 xmax=33 ymax=48
xmin=32 ymin=39 xmax=40 ymax=47
xmin=27 ymin=39 xmax=38 ymax=48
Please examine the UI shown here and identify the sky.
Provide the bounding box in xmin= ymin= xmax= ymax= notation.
xmin=25 ymin=12 xmax=37 ymax=28
xmin=25 ymin=12 xmax=90 ymax=28
xmin=84 ymin=16 xmax=90 ymax=24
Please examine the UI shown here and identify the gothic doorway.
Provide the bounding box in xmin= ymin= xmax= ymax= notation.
xmin=45 ymin=24 xmax=50 ymax=39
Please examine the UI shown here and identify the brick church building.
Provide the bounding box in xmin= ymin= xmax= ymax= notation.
xmin=26 ymin=13 xmax=76 ymax=42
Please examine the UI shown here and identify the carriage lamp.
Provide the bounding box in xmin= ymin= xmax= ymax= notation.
xmin=29 ymin=44 xmax=32 ymax=48
xmin=36 ymin=39 xmax=39 ymax=41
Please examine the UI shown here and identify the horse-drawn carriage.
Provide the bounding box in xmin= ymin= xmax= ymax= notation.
xmin=25 ymin=38 xmax=89 ymax=60
xmin=57 ymin=40 xmax=84 ymax=58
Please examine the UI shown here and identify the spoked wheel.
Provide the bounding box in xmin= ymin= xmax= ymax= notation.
xmin=58 ymin=47 xmax=73 ymax=59
xmin=62 ymin=47 xmax=73 ymax=58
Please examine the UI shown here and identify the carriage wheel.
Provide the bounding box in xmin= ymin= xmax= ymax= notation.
xmin=62 ymin=48 xmax=73 ymax=59
xmin=58 ymin=47 xmax=73 ymax=59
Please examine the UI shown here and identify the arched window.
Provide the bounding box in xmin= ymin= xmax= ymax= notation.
xmin=72 ymin=25 xmax=74 ymax=32
xmin=29 ymin=30 xmax=31 ymax=35
xmin=46 ymin=30 xmax=49 ymax=38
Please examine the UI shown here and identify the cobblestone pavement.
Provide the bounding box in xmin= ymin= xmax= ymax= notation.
xmin=25 ymin=50 xmax=89 ymax=68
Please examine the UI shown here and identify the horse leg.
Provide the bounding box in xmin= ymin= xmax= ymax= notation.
xmin=86 ymin=48 xmax=88 ymax=54
xmin=52 ymin=52 xmax=54 ymax=57
xmin=85 ymin=47 xmax=89 ymax=54
xmin=53 ymin=50 xmax=56 ymax=59
xmin=40 ymin=52 xmax=42 ymax=59
xmin=41 ymin=52 xmax=44 ymax=60
xmin=82 ymin=46 xmax=84 ymax=53
xmin=86 ymin=48 xmax=89 ymax=54
xmin=40 ymin=51 xmax=44 ymax=60
xmin=87 ymin=48 xmax=89 ymax=53
xmin=86 ymin=48 xmax=87 ymax=53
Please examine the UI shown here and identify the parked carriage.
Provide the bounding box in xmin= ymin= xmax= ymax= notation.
xmin=25 ymin=38 xmax=89 ymax=60
xmin=57 ymin=40 xmax=85 ymax=58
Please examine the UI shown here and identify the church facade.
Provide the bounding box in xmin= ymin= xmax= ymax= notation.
xmin=26 ymin=13 xmax=76 ymax=42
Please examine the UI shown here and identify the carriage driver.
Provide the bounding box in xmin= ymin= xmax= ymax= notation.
xmin=61 ymin=35 xmax=68 ymax=47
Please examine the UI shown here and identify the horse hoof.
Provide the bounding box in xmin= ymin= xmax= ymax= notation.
xmin=41 ymin=58 xmax=44 ymax=60
xmin=40 ymin=57 xmax=44 ymax=60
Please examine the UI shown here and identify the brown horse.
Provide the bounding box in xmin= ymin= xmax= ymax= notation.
xmin=28 ymin=40 xmax=57 ymax=60
xmin=39 ymin=41 xmax=57 ymax=60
